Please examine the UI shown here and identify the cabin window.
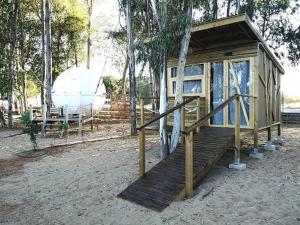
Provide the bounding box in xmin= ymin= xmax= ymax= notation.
xmin=170 ymin=63 xmax=204 ymax=95
xmin=184 ymin=64 xmax=204 ymax=76
xmin=183 ymin=80 xmax=202 ymax=93
xmin=171 ymin=64 xmax=204 ymax=77
xmin=171 ymin=68 xmax=177 ymax=78
xmin=172 ymin=81 xmax=176 ymax=93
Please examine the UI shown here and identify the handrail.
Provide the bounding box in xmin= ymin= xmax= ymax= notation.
xmin=182 ymin=94 xmax=256 ymax=134
xmin=137 ymin=96 xmax=200 ymax=130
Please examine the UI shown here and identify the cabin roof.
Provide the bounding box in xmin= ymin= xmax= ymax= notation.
xmin=190 ymin=14 xmax=284 ymax=73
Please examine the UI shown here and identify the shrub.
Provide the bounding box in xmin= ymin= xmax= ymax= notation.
xmin=20 ymin=111 xmax=39 ymax=150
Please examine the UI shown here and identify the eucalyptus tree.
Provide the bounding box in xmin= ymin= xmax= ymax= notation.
xmin=240 ymin=0 xmax=300 ymax=65
xmin=169 ymin=0 xmax=194 ymax=153
xmin=125 ymin=0 xmax=137 ymax=135
xmin=86 ymin=0 xmax=92 ymax=69
xmin=7 ymin=0 xmax=19 ymax=128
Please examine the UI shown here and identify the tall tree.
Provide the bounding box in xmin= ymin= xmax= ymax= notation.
xmin=41 ymin=0 xmax=46 ymax=106
xmin=170 ymin=0 xmax=193 ymax=152
xmin=126 ymin=0 xmax=137 ymax=135
xmin=149 ymin=0 xmax=169 ymax=159
xmin=86 ymin=0 xmax=92 ymax=69
xmin=7 ymin=0 xmax=19 ymax=128
xmin=44 ymin=0 xmax=52 ymax=116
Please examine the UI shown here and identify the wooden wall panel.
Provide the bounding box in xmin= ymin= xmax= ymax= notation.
xmin=168 ymin=42 xmax=258 ymax=67
xmin=258 ymin=79 xmax=267 ymax=127
xmin=167 ymin=97 xmax=206 ymax=127
xmin=257 ymin=44 xmax=283 ymax=128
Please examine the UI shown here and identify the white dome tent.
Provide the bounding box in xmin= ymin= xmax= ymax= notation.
xmin=52 ymin=67 xmax=106 ymax=114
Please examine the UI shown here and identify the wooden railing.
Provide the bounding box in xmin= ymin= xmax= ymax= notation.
xmin=137 ymin=96 xmax=201 ymax=177
xmin=182 ymin=94 xmax=257 ymax=197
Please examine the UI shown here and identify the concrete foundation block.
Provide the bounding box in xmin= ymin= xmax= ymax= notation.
xmin=249 ymin=148 xmax=263 ymax=159
xmin=264 ymin=141 xmax=276 ymax=151
xmin=273 ymin=136 xmax=284 ymax=145
xmin=229 ymin=162 xmax=246 ymax=170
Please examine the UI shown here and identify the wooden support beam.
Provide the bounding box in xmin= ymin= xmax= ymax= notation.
xmin=185 ymin=131 xmax=193 ymax=198
xmin=78 ymin=105 xmax=82 ymax=136
xmin=65 ymin=104 xmax=69 ymax=136
xmin=267 ymin=127 xmax=271 ymax=141
xmin=196 ymin=98 xmax=201 ymax=133
xmin=277 ymin=123 xmax=281 ymax=136
xmin=234 ymin=96 xmax=241 ymax=163
xmin=253 ymin=97 xmax=258 ymax=148
xmin=90 ymin=103 xmax=94 ymax=131
xmin=139 ymin=128 xmax=145 ymax=177
xmin=140 ymin=98 xmax=145 ymax=125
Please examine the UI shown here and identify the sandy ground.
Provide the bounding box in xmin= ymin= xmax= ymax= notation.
xmin=0 ymin=124 xmax=299 ymax=225
xmin=0 ymin=123 xmax=130 ymax=159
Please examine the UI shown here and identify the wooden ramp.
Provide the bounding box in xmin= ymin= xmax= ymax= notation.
xmin=118 ymin=127 xmax=251 ymax=212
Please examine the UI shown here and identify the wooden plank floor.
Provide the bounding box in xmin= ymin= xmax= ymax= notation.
xmin=118 ymin=127 xmax=251 ymax=212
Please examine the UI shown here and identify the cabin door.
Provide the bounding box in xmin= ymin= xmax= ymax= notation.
xmin=228 ymin=60 xmax=250 ymax=126
xmin=210 ymin=61 xmax=224 ymax=125
xmin=210 ymin=60 xmax=251 ymax=127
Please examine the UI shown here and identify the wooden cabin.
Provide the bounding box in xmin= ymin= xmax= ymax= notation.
xmin=167 ymin=14 xmax=284 ymax=130
xmin=119 ymin=15 xmax=285 ymax=211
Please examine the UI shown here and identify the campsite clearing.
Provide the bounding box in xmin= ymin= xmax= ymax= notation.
xmin=0 ymin=124 xmax=299 ymax=225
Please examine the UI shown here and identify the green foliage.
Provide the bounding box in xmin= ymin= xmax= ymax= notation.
xmin=0 ymin=0 xmax=89 ymax=102
xmin=136 ymin=76 xmax=152 ymax=103
xmin=20 ymin=111 xmax=39 ymax=150
xmin=240 ymin=0 xmax=300 ymax=65
xmin=102 ymin=76 xmax=123 ymax=95
xmin=59 ymin=121 xmax=69 ymax=137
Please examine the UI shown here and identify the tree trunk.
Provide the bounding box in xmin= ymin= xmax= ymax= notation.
xmin=213 ymin=0 xmax=218 ymax=19
xmin=45 ymin=0 xmax=52 ymax=116
xmin=87 ymin=0 xmax=92 ymax=69
xmin=235 ymin=0 xmax=240 ymax=15
xmin=159 ymin=49 xmax=169 ymax=159
xmin=227 ymin=0 xmax=231 ymax=17
xmin=170 ymin=0 xmax=193 ymax=153
xmin=150 ymin=0 xmax=169 ymax=157
xmin=122 ymin=55 xmax=129 ymax=94
xmin=126 ymin=0 xmax=137 ymax=135
xmin=41 ymin=0 xmax=46 ymax=106
xmin=8 ymin=0 xmax=19 ymax=128
xmin=74 ymin=43 xmax=78 ymax=67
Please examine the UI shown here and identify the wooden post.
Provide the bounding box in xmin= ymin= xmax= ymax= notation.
xmin=181 ymin=106 xmax=185 ymax=145
xmin=234 ymin=96 xmax=240 ymax=163
xmin=78 ymin=105 xmax=82 ymax=136
xmin=253 ymin=97 xmax=258 ymax=148
xmin=267 ymin=127 xmax=271 ymax=141
xmin=90 ymin=103 xmax=93 ymax=131
xmin=29 ymin=104 xmax=33 ymax=121
xmin=65 ymin=104 xmax=69 ymax=136
xmin=185 ymin=131 xmax=193 ymax=198
xmin=196 ymin=97 xmax=201 ymax=132
xmin=140 ymin=98 xmax=144 ymax=125
xmin=139 ymin=128 xmax=145 ymax=177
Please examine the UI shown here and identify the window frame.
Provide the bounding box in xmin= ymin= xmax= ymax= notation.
xmin=168 ymin=63 xmax=206 ymax=97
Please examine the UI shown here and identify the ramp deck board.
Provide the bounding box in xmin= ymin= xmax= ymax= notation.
xmin=118 ymin=127 xmax=252 ymax=212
